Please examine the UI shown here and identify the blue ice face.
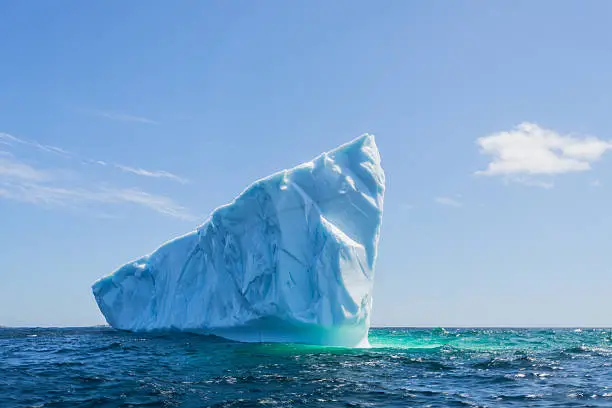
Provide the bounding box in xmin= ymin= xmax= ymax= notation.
xmin=92 ymin=134 xmax=385 ymax=347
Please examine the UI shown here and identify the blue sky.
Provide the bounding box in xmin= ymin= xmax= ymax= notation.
xmin=1 ymin=1 xmax=611 ymax=327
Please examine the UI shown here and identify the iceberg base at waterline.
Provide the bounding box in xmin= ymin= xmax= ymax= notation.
xmin=92 ymin=134 xmax=385 ymax=347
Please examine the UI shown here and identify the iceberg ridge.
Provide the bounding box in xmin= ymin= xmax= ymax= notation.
xmin=92 ymin=134 xmax=385 ymax=347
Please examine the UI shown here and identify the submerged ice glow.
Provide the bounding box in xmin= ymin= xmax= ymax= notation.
xmin=92 ymin=135 xmax=385 ymax=347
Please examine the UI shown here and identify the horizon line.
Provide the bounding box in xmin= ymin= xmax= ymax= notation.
xmin=1 ymin=325 xmax=610 ymax=329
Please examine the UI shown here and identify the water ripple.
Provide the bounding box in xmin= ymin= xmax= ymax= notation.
xmin=1 ymin=327 xmax=611 ymax=407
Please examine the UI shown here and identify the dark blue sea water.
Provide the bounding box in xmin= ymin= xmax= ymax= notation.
xmin=1 ymin=327 xmax=611 ymax=407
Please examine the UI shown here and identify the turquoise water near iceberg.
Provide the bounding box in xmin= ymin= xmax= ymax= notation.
xmin=2 ymin=327 xmax=611 ymax=407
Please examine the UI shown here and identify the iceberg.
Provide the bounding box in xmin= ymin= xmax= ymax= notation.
xmin=92 ymin=134 xmax=385 ymax=347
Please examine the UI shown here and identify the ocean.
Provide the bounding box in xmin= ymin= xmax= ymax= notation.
xmin=1 ymin=327 xmax=610 ymax=407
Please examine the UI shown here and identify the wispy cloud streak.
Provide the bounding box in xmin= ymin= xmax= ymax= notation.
xmin=114 ymin=165 xmax=188 ymax=184
xmin=0 ymin=181 xmax=196 ymax=220
xmin=435 ymin=197 xmax=462 ymax=207
xmin=0 ymin=132 xmax=186 ymax=183
xmin=88 ymin=110 xmax=158 ymax=125
xmin=0 ymin=155 xmax=51 ymax=182
xmin=0 ymin=133 xmax=72 ymax=158
xmin=0 ymin=133 xmax=195 ymax=220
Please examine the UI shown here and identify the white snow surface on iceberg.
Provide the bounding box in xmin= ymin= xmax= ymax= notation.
xmin=92 ymin=134 xmax=385 ymax=347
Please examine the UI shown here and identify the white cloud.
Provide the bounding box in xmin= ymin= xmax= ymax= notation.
xmin=88 ymin=110 xmax=158 ymax=125
xmin=476 ymin=123 xmax=612 ymax=177
xmin=0 ymin=132 xmax=185 ymax=183
xmin=435 ymin=197 xmax=462 ymax=207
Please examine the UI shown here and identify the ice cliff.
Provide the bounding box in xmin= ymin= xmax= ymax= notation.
xmin=92 ymin=134 xmax=385 ymax=347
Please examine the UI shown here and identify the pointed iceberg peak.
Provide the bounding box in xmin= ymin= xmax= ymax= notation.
xmin=92 ymin=135 xmax=386 ymax=347
xmin=323 ymin=133 xmax=384 ymax=208
xmin=329 ymin=133 xmax=379 ymax=160
xmin=340 ymin=132 xmax=376 ymax=147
